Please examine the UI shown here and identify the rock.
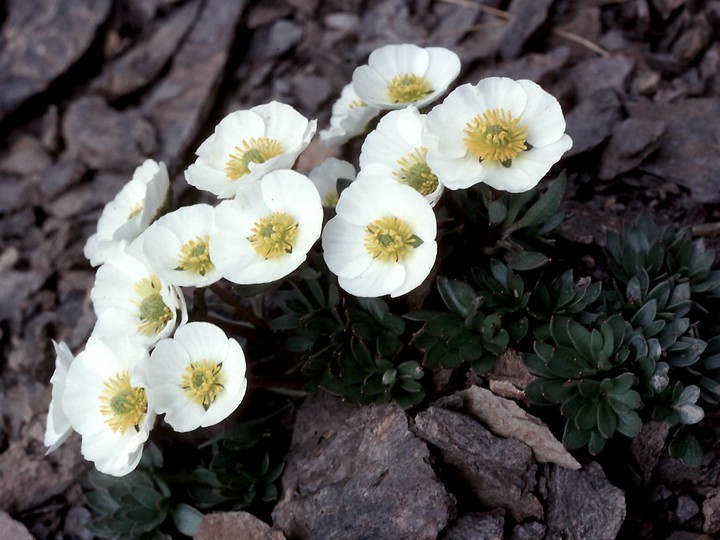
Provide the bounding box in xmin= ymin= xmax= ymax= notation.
xmin=702 ymin=489 xmax=720 ymax=534
xmin=0 ymin=135 xmax=52 ymax=176
xmin=414 ymin=406 xmax=543 ymax=521
xmin=565 ymin=88 xmax=622 ymax=157
xmin=598 ymin=118 xmax=666 ymax=180
xmin=569 ymin=55 xmax=635 ymax=101
xmin=430 ymin=0 xmax=481 ymax=48
xmin=511 ymin=521 xmax=546 ymax=540
xmin=488 ymin=347 xmax=536 ymax=400
xmin=62 ymin=96 xmax=157 ymax=172
xmin=651 ymin=0 xmax=685 ymax=20
xmin=62 ymin=506 xmax=94 ymax=540
xmin=0 ymin=271 xmax=45 ymax=323
xmin=0 ymin=0 xmax=112 ymax=118
xmin=627 ymin=98 xmax=720 ymax=203
xmin=266 ymin=20 xmax=304 ymax=59
xmin=272 ymin=393 xmax=453 ymax=540
xmin=0 ymin=175 xmax=33 ymax=214
xmin=441 ymin=511 xmax=504 ymax=540
xmin=630 ymin=420 xmax=671 ymax=483
xmin=438 ymin=386 xmax=581 ymax=470
xmin=546 ymin=461 xmax=626 ymax=539
xmin=671 ymin=14 xmax=712 ymax=64
xmin=0 ymin=510 xmax=34 ymax=540
xmin=676 ymin=495 xmax=700 ymax=523
xmin=294 ymin=75 xmax=332 ymax=112
xmin=499 ymin=0 xmax=554 ymax=60
xmin=142 ymin=0 xmax=248 ymax=168
xmin=472 ymin=48 xmax=569 ymax=87
xmin=196 ymin=511 xmax=285 ymax=540
xmin=92 ymin=0 xmax=201 ymax=99
xmin=39 ymin=158 xmax=86 ymax=198
xmin=666 ymin=533 xmax=714 ymax=540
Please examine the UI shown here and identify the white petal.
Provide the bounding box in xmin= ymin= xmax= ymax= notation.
xmin=322 ymin=217 xmax=374 ymax=280
xmin=516 ymin=79 xmax=568 ymax=148
xmin=339 ymin=259 xmax=406 ymax=297
xmin=392 ymin=241 xmax=438 ymax=297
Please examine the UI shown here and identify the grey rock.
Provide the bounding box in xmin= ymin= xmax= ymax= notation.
xmin=143 ymin=0 xmax=248 ymax=168
xmin=197 ymin=511 xmax=285 ymax=540
xmin=266 ymin=20 xmax=304 ymax=59
xmin=92 ymin=0 xmax=201 ymax=99
xmin=630 ymin=420 xmax=671 ymax=483
xmin=414 ymin=406 xmax=543 ymax=521
xmin=272 ymin=393 xmax=453 ymax=540
xmin=62 ymin=96 xmax=157 ymax=172
xmin=511 ymin=521 xmax=546 ymax=540
xmin=599 ymin=118 xmax=666 ymax=180
xmin=546 ymin=461 xmax=626 ymax=539
xmin=440 ymin=512 xmax=504 ymax=540
xmin=569 ymin=55 xmax=635 ymax=101
xmin=0 ymin=135 xmax=52 ymax=176
xmin=565 ymin=88 xmax=622 ymax=157
xmin=499 ymin=0 xmax=554 ymax=60
xmin=39 ymin=158 xmax=86 ymax=198
xmin=702 ymin=489 xmax=720 ymax=534
xmin=676 ymin=495 xmax=700 ymax=523
xmin=0 ymin=0 xmax=112 ymax=117
xmin=0 ymin=270 xmax=45 ymax=323
xmin=0 ymin=510 xmax=34 ymax=540
xmin=628 ymin=98 xmax=720 ymax=203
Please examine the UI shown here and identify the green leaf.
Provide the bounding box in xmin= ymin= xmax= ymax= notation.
xmin=596 ymin=401 xmax=618 ymax=439
xmin=437 ymin=276 xmax=477 ymax=319
xmin=85 ymin=490 xmax=121 ymax=515
xmin=588 ymin=430 xmax=607 ymax=455
xmin=507 ymin=250 xmax=550 ymax=271
xmin=504 ymin=172 xmax=566 ymax=235
xmin=668 ymin=429 xmax=703 ymax=467
xmin=563 ymin=421 xmax=591 ymax=450
xmin=488 ymin=199 xmax=508 ymax=224
xmin=381 ymin=368 xmax=397 ymax=386
xmin=616 ymin=410 xmax=643 ymax=437
xmin=171 ymin=504 xmax=203 ymax=537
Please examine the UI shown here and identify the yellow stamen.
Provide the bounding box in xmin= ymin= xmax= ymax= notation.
xmin=323 ymin=191 xmax=340 ymax=208
xmin=225 ymin=137 xmax=283 ymax=180
xmin=386 ymin=74 xmax=432 ymax=104
xmin=128 ymin=201 xmax=144 ymax=220
xmin=99 ymin=371 xmax=147 ymax=435
xmin=133 ymin=276 xmax=172 ymax=336
xmin=177 ymin=235 xmax=214 ymax=276
xmin=393 ymin=146 xmax=438 ymax=196
xmin=364 ymin=216 xmax=422 ymax=263
xmin=463 ymin=108 xmax=528 ymax=164
xmin=248 ymin=212 xmax=298 ymax=259
xmin=181 ymin=359 xmax=224 ymax=410
xmin=348 ymin=99 xmax=367 ymax=109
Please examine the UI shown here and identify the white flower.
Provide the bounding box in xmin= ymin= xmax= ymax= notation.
xmin=84 ymin=159 xmax=170 ymax=266
xmin=424 ymin=77 xmax=573 ymax=192
xmin=319 ymin=84 xmax=380 ymax=148
xmin=322 ymin=177 xmax=437 ymax=297
xmin=308 ymin=157 xmax=356 ymax=207
xmin=211 ymin=170 xmax=323 ymax=285
xmin=145 ymin=322 xmax=247 ymax=432
xmin=185 ymin=101 xmax=317 ymax=198
xmin=44 ymin=341 xmax=75 ymax=454
xmin=139 ymin=204 xmax=222 ymax=288
xmin=91 ymin=248 xmax=187 ymax=347
xmin=352 ymin=43 xmax=461 ymax=110
xmin=62 ymin=336 xmax=155 ymax=476
xmin=359 ymin=106 xmax=444 ymax=206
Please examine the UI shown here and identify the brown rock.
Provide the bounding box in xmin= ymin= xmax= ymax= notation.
xmin=569 ymin=55 xmax=635 ymax=101
xmin=414 ymin=406 xmax=543 ymax=521
xmin=0 ymin=510 xmax=34 ymax=540
xmin=196 ymin=511 xmax=285 ymax=540
xmin=499 ymin=0 xmax=554 ymax=60
xmin=565 ymin=88 xmax=622 ymax=157
xmin=0 ymin=0 xmax=112 ymax=117
xmin=272 ymin=393 xmax=453 ymax=539
xmin=630 ymin=420 xmax=671 ymax=483
xmin=0 ymin=135 xmax=52 ymax=176
xmin=702 ymin=489 xmax=720 ymax=534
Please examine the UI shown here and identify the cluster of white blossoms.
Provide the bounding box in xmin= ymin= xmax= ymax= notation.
xmin=45 ymin=43 xmax=572 ymax=476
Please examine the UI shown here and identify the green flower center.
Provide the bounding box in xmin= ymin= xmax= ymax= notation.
xmin=248 ymin=212 xmax=298 ymax=259
xmin=394 ymin=146 xmax=438 ymax=196
xmin=386 ymin=74 xmax=432 ymax=104
xmin=364 ymin=216 xmax=423 ymax=263
xmin=463 ymin=108 xmax=528 ymax=165
xmin=176 ymin=235 xmax=214 ymax=276
xmin=134 ymin=276 xmax=172 ymax=336
xmin=181 ymin=359 xmax=224 ymax=410
xmin=225 ymin=137 xmax=284 ymax=180
xmin=99 ymin=371 xmax=147 ymax=434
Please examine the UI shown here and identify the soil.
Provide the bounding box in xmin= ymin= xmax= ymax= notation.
xmin=1 ymin=0 xmax=720 ymax=538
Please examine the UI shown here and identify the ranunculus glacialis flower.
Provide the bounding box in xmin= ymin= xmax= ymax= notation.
xmin=322 ymin=177 xmax=437 ymax=298
xmin=319 ymin=83 xmax=380 ymax=148
xmin=145 ymin=322 xmax=248 ymax=432
xmin=62 ymin=336 xmax=155 ymax=477
xmin=185 ymin=101 xmax=316 ymax=198
xmin=44 ymin=340 xmax=75 ymax=454
xmin=359 ymin=106 xmax=443 ymax=206
xmin=308 ymin=157 xmax=356 ymax=208
xmin=424 ymin=77 xmax=573 ymax=193
xmin=211 ymin=169 xmax=324 ymax=285
xmin=84 ymin=159 xmax=170 ymax=266
xmin=352 ymin=43 xmax=461 ymax=110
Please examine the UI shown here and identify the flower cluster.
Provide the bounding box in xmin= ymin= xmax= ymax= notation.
xmin=45 ymin=43 xmax=572 ymax=477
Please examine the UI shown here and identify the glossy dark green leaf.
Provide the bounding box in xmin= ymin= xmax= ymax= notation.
xmin=171 ymin=504 xmax=203 ymax=537
xmin=507 ymin=250 xmax=550 ymax=271
xmin=437 ymin=276 xmax=478 ymax=319
xmin=504 ymin=171 xmax=566 ymax=235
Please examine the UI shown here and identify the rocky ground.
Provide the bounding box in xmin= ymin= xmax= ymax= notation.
xmin=1 ymin=0 xmax=720 ymax=538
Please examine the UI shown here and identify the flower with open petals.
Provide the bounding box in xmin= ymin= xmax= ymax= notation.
xmin=359 ymin=106 xmax=443 ymax=206
xmin=91 ymin=248 xmax=187 ymax=347
xmin=185 ymin=101 xmax=317 ymax=198
xmin=308 ymin=157 xmax=356 ymax=208
xmin=352 ymin=44 xmax=460 ymax=110
xmin=211 ymin=169 xmax=323 ymax=285
xmin=144 ymin=322 xmax=247 ymax=432
xmin=319 ymin=83 xmax=381 ymax=148
xmin=322 ymin=177 xmax=437 ymax=297
xmin=62 ymin=336 xmax=155 ymax=476
xmin=84 ymin=159 xmax=170 ymax=266
xmin=424 ymin=77 xmax=573 ymax=192
xmin=139 ymin=204 xmax=222 ymax=288
xmin=44 ymin=341 xmax=75 ymax=454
